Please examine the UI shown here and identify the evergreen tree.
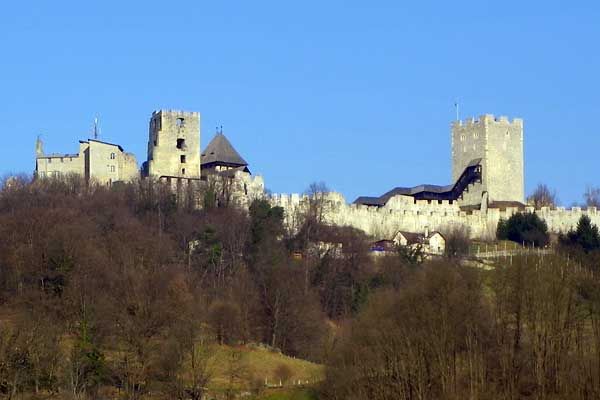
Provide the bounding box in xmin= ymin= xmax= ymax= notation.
xmin=496 ymin=212 xmax=549 ymax=247
xmin=561 ymin=215 xmax=600 ymax=253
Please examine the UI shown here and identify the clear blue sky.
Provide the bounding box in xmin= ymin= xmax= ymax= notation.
xmin=1 ymin=1 xmax=598 ymax=205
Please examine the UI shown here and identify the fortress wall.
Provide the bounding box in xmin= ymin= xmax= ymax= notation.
xmin=36 ymin=155 xmax=83 ymax=178
xmin=229 ymin=172 xmax=265 ymax=208
xmin=119 ymin=152 xmax=140 ymax=182
xmin=269 ymin=191 xmax=600 ymax=241
xmin=457 ymin=181 xmax=486 ymax=206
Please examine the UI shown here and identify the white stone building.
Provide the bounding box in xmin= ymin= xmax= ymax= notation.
xmin=35 ymin=137 xmax=138 ymax=185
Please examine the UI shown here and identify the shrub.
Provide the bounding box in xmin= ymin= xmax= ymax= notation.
xmin=443 ymin=225 xmax=471 ymax=259
xmin=274 ymin=363 xmax=293 ymax=386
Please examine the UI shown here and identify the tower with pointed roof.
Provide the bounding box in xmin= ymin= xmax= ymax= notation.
xmin=201 ymin=130 xmax=250 ymax=175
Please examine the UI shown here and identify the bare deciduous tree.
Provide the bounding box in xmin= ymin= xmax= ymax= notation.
xmin=585 ymin=186 xmax=600 ymax=208
xmin=527 ymin=183 xmax=558 ymax=208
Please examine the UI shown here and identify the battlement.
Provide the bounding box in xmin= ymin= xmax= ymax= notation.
xmin=452 ymin=114 xmax=523 ymax=128
xmin=152 ymin=109 xmax=200 ymax=117
xmin=268 ymin=188 xmax=600 ymax=241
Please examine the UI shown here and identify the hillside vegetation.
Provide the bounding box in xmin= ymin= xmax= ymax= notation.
xmin=1 ymin=176 xmax=600 ymax=400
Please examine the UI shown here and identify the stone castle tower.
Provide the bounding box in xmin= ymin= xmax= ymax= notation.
xmin=146 ymin=110 xmax=201 ymax=178
xmin=451 ymin=114 xmax=524 ymax=206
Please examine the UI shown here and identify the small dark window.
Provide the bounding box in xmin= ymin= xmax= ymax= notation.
xmin=181 ymin=155 xmax=186 ymax=163
xmin=153 ymin=140 xmax=157 ymax=146
xmin=181 ymin=168 xmax=186 ymax=175
xmin=176 ymin=118 xmax=185 ymax=128
xmin=177 ymin=138 xmax=185 ymax=149
xmin=110 ymin=152 xmax=116 ymax=160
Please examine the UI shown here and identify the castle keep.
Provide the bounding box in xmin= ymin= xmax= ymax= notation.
xmin=145 ymin=110 xmax=201 ymax=179
xmin=354 ymin=115 xmax=524 ymax=209
xmin=451 ymin=115 xmax=524 ymax=206
xmin=34 ymin=111 xmax=599 ymax=240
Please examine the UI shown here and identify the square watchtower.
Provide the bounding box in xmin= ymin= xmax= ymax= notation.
xmin=146 ymin=110 xmax=201 ymax=178
xmin=451 ymin=114 xmax=524 ymax=206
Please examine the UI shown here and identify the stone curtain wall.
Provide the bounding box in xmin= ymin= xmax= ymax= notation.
xmin=269 ymin=192 xmax=600 ymax=240
xmin=119 ymin=152 xmax=140 ymax=182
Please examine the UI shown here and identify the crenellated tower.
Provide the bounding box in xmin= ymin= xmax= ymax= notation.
xmin=146 ymin=110 xmax=201 ymax=178
xmin=451 ymin=114 xmax=524 ymax=206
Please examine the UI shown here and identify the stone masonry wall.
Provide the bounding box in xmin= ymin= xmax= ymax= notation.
xmin=147 ymin=110 xmax=201 ymax=178
xmin=452 ymin=115 xmax=524 ymax=206
xmin=269 ymin=191 xmax=600 ymax=241
xmin=485 ymin=116 xmax=524 ymax=204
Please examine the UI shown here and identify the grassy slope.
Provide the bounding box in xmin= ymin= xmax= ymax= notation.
xmin=257 ymin=388 xmax=319 ymax=400
xmin=209 ymin=344 xmax=324 ymax=390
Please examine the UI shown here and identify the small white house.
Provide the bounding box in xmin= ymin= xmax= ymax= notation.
xmin=391 ymin=230 xmax=446 ymax=256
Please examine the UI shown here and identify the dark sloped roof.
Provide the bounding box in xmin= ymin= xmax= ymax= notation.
xmin=201 ymin=133 xmax=247 ymax=167
xmin=87 ymin=139 xmax=124 ymax=152
xmin=397 ymin=231 xmax=424 ymax=245
xmin=353 ymin=158 xmax=483 ymax=206
xmin=354 ymin=183 xmax=453 ymax=207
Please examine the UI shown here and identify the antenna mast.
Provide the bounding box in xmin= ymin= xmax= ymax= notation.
xmin=454 ymin=99 xmax=460 ymax=121
xmin=93 ymin=117 xmax=99 ymax=139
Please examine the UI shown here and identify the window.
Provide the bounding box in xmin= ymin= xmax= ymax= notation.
xmin=176 ymin=138 xmax=185 ymax=149
xmin=110 ymin=152 xmax=116 ymax=159
xmin=181 ymin=168 xmax=186 ymax=175
xmin=110 ymin=165 xmax=115 ymax=173
xmin=176 ymin=117 xmax=185 ymax=128
xmin=48 ymin=158 xmax=52 ymax=163
xmin=180 ymin=155 xmax=186 ymax=163
xmin=460 ymin=134 xmax=465 ymax=141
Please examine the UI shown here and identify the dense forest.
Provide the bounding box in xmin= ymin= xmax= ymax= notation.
xmin=0 ymin=176 xmax=600 ymax=400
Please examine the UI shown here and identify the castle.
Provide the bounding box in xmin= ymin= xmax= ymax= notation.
xmin=34 ymin=110 xmax=599 ymax=240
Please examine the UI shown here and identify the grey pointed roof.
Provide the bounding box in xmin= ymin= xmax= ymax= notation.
xmin=201 ymin=133 xmax=248 ymax=167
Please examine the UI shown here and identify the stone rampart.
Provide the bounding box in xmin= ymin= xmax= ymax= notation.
xmin=269 ymin=191 xmax=600 ymax=240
